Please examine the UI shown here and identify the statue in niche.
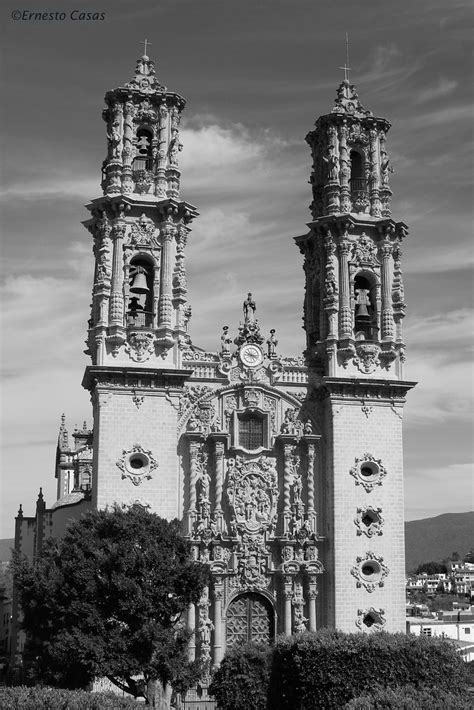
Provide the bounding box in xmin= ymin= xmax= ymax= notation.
xmin=198 ymin=468 xmax=211 ymax=501
xmin=220 ymin=325 xmax=232 ymax=355
xmin=243 ymin=293 xmax=256 ymax=323
xmin=107 ymin=122 xmax=121 ymax=160
xmin=323 ymin=146 xmax=339 ymax=181
xmin=267 ymin=329 xmax=278 ymax=358
xmin=380 ymin=151 xmax=393 ymax=184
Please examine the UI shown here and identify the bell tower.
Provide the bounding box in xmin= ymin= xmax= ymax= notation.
xmin=295 ymin=77 xmax=416 ymax=633
xmin=82 ymin=49 xmax=197 ymax=515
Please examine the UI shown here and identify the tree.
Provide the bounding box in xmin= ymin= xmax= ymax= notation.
xmin=13 ymin=505 xmax=210 ymax=709
xmin=414 ymin=561 xmax=448 ymax=575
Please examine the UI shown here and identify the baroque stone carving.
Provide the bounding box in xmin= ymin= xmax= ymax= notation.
xmin=128 ymin=213 xmax=159 ymax=247
xmin=351 ymin=552 xmax=389 ymax=592
xmin=115 ymin=443 xmax=158 ymax=486
xmin=354 ymin=342 xmax=380 ymax=374
xmin=354 ymin=507 xmax=384 ymax=537
xmin=352 ymin=234 xmax=378 ymax=266
xmin=349 ymin=453 xmax=387 ymax=492
xmin=226 ymin=456 xmax=278 ymax=535
xmin=125 ymin=331 xmax=155 ymax=362
xmin=356 ymin=607 xmax=386 ymax=631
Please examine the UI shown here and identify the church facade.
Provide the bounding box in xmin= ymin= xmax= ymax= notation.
xmin=13 ymin=52 xmax=415 ymax=672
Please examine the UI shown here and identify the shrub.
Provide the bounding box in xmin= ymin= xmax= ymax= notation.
xmin=209 ymin=642 xmax=272 ymax=710
xmin=266 ymin=630 xmax=469 ymax=709
xmin=344 ymin=685 xmax=473 ymax=709
xmin=0 ymin=686 xmax=143 ymax=709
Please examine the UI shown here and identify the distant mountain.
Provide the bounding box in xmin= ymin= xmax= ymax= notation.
xmin=0 ymin=539 xmax=14 ymax=563
xmin=405 ymin=512 xmax=474 ymax=572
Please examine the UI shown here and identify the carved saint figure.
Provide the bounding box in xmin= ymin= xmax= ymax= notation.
xmin=107 ymin=122 xmax=121 ymax=159
xmin=243 ymin=293 xmax=256 ymax=323
xmin=198 ymin=468 xmax=211 ymax=501
xmin=221 ymin=325 xmax=232 ymax=355
xmin=323 ymin=146 xmax=339 ymax=181
xmin=199 ymin=616 xmax=214 ymax=645
xmin=267 ymin=329 xmax=278 ymax=358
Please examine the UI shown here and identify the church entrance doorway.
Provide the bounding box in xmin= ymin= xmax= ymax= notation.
xmin=226 ymin=592 xmax=274 ymax=648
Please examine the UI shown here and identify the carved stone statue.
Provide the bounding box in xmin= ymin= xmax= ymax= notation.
xmin=220 ymin=325 xmax=232 ymax=355
xmin=107 ymin=122 xmax=121 ymax=160
xmin=267 ymin=329 xmax=278 ymax=358
xmin=243 ymin=293 xmax=256 ymax=324
xmin=323 ymin=146 xmax=339 ymax=181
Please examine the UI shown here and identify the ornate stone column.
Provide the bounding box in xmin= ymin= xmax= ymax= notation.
xmin=369 ymin=129 xmax=382 ymax=218
xmin=338 ymin=121 xmax=351 ymax=213
xmin=211 ymin=436 xmax=227 ymax=533
xmin=379 ymin=239 xmax=394 ymax=341
xmin=156 ymin=104 xmax=168 ymax=198
xmin=121 ymin=101 xmax=135 ymax=194
xmin=212 ymin=579 xmax=224 ymax=666
xmin=187 ymin=602 xmax=196 ymax=661
xmin=157 ymin=222 xmax=175 ymax=336
xmin=308 ymin=582 xmax=318 ymax=632
xmin=282 ymin=443 xmax=294 ymax=535
xmin=109 ymin=221 xmax=126 ymax=327
xmin=283 ymin=576 xmax=293 ymax=636
xmin=338 ymin=239 xmax=352 ymax=339
xmin=305 ymin=438 xmax=319 ymax=532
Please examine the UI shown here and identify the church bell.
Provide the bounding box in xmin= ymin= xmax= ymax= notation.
xmin=130 ymin=269 xmax=149 ymax=294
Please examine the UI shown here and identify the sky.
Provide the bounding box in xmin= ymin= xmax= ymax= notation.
xmin=1 ymin=0 xmax=473 ymax=538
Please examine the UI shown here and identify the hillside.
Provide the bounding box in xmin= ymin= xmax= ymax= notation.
xmin=405 ymin=512 xmax=474 ymax=572
xmin=0 ymin=539 xmax=14 ymax=563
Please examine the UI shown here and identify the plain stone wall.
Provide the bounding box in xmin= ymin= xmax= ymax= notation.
xmin=321 ymin=397 xmax=406 ymax=633
xmin=93 ymin=389 xmax=182 ymax=520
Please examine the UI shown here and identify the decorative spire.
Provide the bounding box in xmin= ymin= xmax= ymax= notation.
xmin=331 ymin=81 xmax=372 ymax=119
xmin=125 ymin=47 xmax=166 ymax=94
xmin=59 ymin=413 xmax=69 ymax=450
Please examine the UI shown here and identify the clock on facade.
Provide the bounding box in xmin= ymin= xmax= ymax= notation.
xmin=239 ymin=344 xmax=263 ymax=368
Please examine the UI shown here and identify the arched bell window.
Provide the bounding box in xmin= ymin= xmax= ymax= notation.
xmin=127 ymin=256 xmax=154 ymax=328
xmin=133 ymin=127 xmax=153 ymax=172
xmin=350 ymin=150 xmax=366 ymax=193
xmin=354 ymin=273 xmax=378 ymax=341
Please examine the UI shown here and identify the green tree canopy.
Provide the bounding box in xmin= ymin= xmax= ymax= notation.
xmin=414 ymin=561 xmax=448 ymax=575
xmin=13 ymin=505 xmax=209 ymax=709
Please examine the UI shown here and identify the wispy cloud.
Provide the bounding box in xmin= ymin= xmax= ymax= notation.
xmin=417 ymin=77 xmax=458 ymax=103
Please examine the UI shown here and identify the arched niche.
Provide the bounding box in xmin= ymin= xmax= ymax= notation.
xmin=126 ymin=254 xmax=155 ymax=327
xmin=353 ymin=270 xmax=379 ymax=341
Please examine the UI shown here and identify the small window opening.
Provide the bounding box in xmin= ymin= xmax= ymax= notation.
xmin=133 ymin=128 xmax=153 ymax=172
xmin=127 ymin=258 xmax=153 ymax=326
xmin=354 ymin=275 xmax=377 ymax=341
xmin=350 ymin=150 xmax=366 ymax=192
xmin=238 ymin=412 xmax=264 ymax=450
xmin=363 ymin=613 xmax=375 ymax=628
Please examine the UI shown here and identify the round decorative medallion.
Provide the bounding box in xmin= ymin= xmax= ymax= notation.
xmin=239 ymin=344 xmax=263 ymax=368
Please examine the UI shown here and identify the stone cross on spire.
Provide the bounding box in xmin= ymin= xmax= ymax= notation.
xmin=338 ymin=32 xmax=351 ymax=83
xmin=140 ymin=38 xmax=152 ymax=57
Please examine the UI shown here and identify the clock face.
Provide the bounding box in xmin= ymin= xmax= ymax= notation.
xmin=240 ymin=344 xmax=263 ymax=368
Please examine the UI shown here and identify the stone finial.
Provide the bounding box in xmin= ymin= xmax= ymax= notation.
xmin=331 ymin=81 xmax=373 ymax=118
xmin=125 ymin=50 xmax=166 ymax=94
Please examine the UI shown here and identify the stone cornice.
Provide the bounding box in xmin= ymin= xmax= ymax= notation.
xmin=83 ymin=196 xmax=198 ymax=226
xmin=314 ymin=377 xmax=416 ymax=403
xmin=82 ymin=365 xmax=194 ymax=392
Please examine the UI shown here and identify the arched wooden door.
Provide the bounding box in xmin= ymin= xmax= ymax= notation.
xmin=226 ymin=593 xmax=274 ymax=649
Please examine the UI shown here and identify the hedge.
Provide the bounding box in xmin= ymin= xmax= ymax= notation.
xmin=0 ymin=686 xmax=143 ymax=709
xmin=266 ymin=630 xmax=469 ymax=709
xmin=209 ymin=642 xmax=271 ymax=710
xmin=344 ymin=685 xmax=473 ymax=709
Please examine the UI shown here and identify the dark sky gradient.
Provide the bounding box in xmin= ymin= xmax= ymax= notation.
xmin=1 ymin=0 xmax=472 ymax=536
